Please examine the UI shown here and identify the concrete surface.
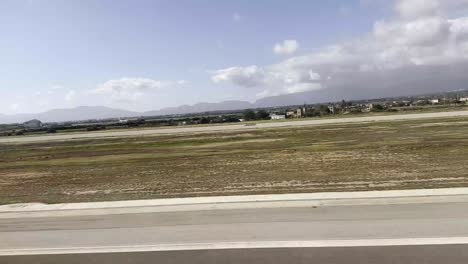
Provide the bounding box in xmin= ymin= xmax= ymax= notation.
xmin=2 ymin=187 xmax=468 ymax=219
xmin=2 ymin=188 xmax=468 ymax=264
xmin=1 ymin=110 xmax=468 ymax=143
xmin=2 ymin=201 xmax=468 ymax=256
xmin=3 ymin=245 xmax=468 ymax=264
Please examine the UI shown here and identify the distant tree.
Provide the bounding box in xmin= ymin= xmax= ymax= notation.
xmin=341 ymin=99 xmax=352 ymax=107
xmin=243 ymin=109 xmax=256 ymax=121
xmin=373 ymin=104 xmax=385 ymax=111
xmin=256 ymin=110 xmax=270 ymax=120
xmin=200 ymin=117 xmax=210 ymax=124
xmin=306 ymin=108 xmax=321 ymax=117
xmin=318 ymin=105 xmax=330 ymax=114
xmin=47 ymin=127 xmax=57 ymax=133
xmin=224 ymin=116 xmax=241 ymax=122
xmin=86 ymin=125 xmax=106 ymax=131
xmin=341 ymin=99 xmax=347 ymax=108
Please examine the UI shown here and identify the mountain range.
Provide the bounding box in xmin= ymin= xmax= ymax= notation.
xmin=1 ymin=76 xmax=467 ymax=124
xmin=0 ymin=102 xmax=259 ymax=124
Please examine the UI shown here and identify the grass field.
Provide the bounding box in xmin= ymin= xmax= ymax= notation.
xmin=1 ymin=116 xmax=468 ymax=204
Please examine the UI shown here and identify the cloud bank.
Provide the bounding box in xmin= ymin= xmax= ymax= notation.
xmin=212 ymin=0 xmax=468 ymax=98
xmin=93 ymin=77 xmax=185 ymax=102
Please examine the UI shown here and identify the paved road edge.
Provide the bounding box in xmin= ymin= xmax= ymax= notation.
xmin=2 ymin=188 xmax=468 ymax=218
xmin=2 ymin=237 xmax=468 ymax=256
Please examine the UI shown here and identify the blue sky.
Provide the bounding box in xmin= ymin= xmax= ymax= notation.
xmin=1 ymin=0 xmax=468 ymax=114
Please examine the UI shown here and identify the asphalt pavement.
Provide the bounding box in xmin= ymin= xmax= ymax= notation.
xmin=3 ymin=245 xmax=468 ymax=264
xmin=2 ymin=201 xmax=468 ymax=263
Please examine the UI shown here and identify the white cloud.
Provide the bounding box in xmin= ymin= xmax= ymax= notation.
xmin=212 ymin=0 xmax=468 ymax=98
xmin=232 ymin=12 xmax=241 ymax=22
xmin=396 ymin=0 xmax=440 ymax=19
xmin=93 ymin=77 xmax=183 ymax=102
xmin=273 ymin=40 xmax=299 ymax=55
xmin=309 ymin=71 xmax=321 ymax=81
xmin=374 ymin=17 xmax=450 ymax=47
xmin=211 ymin=64 xmax=322 ymax=97
xmin=286 ymin=83 xmax=322 ymax=94
xmin=65 ymin=90 xmax=76 ymax=102
xmin=45 ymin=85 xmax=63 ymax=95
xmin=211 ymin=66 xmax=265 ymax=87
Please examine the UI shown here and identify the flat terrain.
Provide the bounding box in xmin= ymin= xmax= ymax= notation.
xmin=1 ymin=113 xmax=468 ymax=204
xmin=1 ymin=110 xmax=468 ymax=144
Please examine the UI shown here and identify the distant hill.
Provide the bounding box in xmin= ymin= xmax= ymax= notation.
xmin=0 ymin=102 xmax=256 ymax=124
xmin=0 ymin=106 xmax=139 ymax=124
xmin=1 ymin=81 xmax=468 ymax=124
xmin=144 ymin=100 xmax=253 ymax=116
xmin=38 ymin=106 xmax=139 ymax=122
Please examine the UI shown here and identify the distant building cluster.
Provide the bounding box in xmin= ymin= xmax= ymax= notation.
xmin=1 ymin=90 xmax=468 ymax=137
xmin=264 ymin=93 xmax=468 ymax=120
xmin=269 ymin=113 xmax=286 ymax=120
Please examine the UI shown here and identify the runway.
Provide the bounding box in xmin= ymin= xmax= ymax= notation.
xmin=2 ymin=110 xmax=468 ymax=143
xmin=2 ymin=201 xmax=468 ymax=255
xmin=3 ymin=245 xmax=468 ymax=264
xmin=2 ymin=189 xmax=468 ymax=263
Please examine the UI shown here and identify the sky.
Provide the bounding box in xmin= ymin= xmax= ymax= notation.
xmin=1 ymin=0 xmax=468 ymax=115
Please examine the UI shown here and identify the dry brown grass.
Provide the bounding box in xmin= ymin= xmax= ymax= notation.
xmin=0 ymin=116 xmax=467 ymax=204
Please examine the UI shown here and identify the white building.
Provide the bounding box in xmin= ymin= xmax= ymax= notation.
xmin=361 ymin=103 xmax=374 ymax=113
xmin=430 ymin=99 xmax=439 ymax=104
xmin=270 ymin=114 xmax=286 ymax=120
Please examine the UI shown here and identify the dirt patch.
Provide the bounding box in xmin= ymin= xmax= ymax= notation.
xmin=409 ymin=121 xmax=468 ymax=128
xmin=190 ymin=138 xmax=284 ymax=148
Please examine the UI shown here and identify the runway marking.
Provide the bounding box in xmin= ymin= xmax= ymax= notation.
xmin=2 ymin=237 xmax=468 ymax=256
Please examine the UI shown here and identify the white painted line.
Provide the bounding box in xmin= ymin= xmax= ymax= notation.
xmin=3 ymin=187 xmax=468 ymax=212
xmin=2 ymin=188 xmax=468 ymax=219
xmin=2 ymin=237 xmax=468 ymax=256
xmin=2 ymin=194 xmax=468 ymax=219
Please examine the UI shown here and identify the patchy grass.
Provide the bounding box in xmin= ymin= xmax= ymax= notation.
xmin=0 ymin=116 xmax=468 ymax=204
